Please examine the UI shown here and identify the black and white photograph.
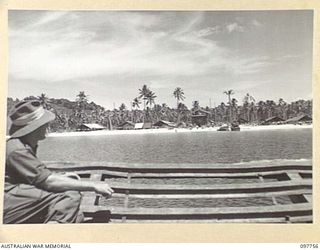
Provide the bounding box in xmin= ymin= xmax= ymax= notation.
xmin=4 ymin=10 xmax=313 ymax=225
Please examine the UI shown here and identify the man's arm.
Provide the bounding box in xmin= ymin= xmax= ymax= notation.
xmin=40 ymin=173 xmax=114 ymax=197
xmin=7 ymin=147 xmax=114 ymax=197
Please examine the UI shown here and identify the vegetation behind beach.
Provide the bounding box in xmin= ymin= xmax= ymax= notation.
xmin=7 ymin=87 xmax=312 ymax=132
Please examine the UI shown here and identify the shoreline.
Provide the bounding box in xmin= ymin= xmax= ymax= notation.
xmin=47 ymin=124 xmax=312 ymax=137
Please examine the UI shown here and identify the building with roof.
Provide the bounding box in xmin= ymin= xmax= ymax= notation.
xmin=285 ymin=114 xmax=312 ymax=124
xmin=262 ymin=116 xmax=284 ymax=125
xmin=134 ymin=123 xmax=144 ymax=129
xmin=153 ymin=120 xmax=176 ymax=128
xmin=78 ymin=123 xmax=105 ymax=131
xmin=191 ymin=109 xmax=211 ymax=126
xmin=142 ymin=122 xmax=152 ymax=129
xmin=118 ymin=121 xmax=135 ymax=130
xmin=134 ymin=122 xmax=152 ymax=129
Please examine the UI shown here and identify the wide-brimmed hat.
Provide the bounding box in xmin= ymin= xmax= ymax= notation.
xmin=9 ymin=100 xmax=56 ymax=138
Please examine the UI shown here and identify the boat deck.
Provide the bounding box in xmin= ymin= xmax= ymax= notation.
xmin=46 ymin=159 xmax=312 ymax=223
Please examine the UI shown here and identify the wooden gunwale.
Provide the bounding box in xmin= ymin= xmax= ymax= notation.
xmin=105 ymin=189 xmax=311 ymax=199
xmin=47 ymin=169 xmax=312 ymax=179
xmin=104 ymin=179 xmax=311 ymax=194
xmin=45 ymin=160 xmax=312 ymax=174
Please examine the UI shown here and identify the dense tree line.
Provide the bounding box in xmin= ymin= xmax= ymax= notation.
xmin=6 ymin=87 xmax=312 ymax=132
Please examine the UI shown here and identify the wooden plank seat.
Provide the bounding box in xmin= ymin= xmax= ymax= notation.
xmin=45 ymin=159 xmax=313 ymax=223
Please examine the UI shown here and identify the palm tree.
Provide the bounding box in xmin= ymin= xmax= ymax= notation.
xmin=224 ymin=90 xmax=234 ymax=123
xmin=230 ymin=98 xmax=238 ymax=122
xmin=146 ymin=90 xmax=157 ymax=108
xmin=75 ymin=91 xmax=89 ymax=126
xmin=138 ymin=84 xmax=151 ymax=122
xmin=37 ymin=93 xmax=50 ymax=109
xmin=266 ymin=100 xmax=276 ymax=118
xmin=257 ymin=101 xmax=266 ymax=123
xmin=37 ymin=93 xmax=64 ymax=130
xmin=242 ymin=93 xmax=255 ymax=122
xmin=216 ymin=102 xmax=227 ymax=122
xmin=145 ymin=91 xmax=157 ymax=122
xmin=249 ymin=102 xmax=256 ymax=122
xmin=138 ymin=85 xmax=150 ymax=110
xmin=76 ymin=91 xmax=88 ymax=102
xmin=132 ymin=97 xmax=141 ymax=109
xmin=132 ymin=97 xmax=141 ymax=123
xmin=173 ymin=87 xmax=186 ymax=123
xmin=192 ymin=100 xmax=200 ymax=111
xmin=76 ymin=91 xmax=89 ymax=109
xmin=278 ymin=98 xmax=287 ymax=119
xmin=177 ymin=102 xmax=189 ymax=123
xmin=173 ymin=87 xmax=185 ymax=109
xmin=119 ymin=103 xmax=126 ymax=111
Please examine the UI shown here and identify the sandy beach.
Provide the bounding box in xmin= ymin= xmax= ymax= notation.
xmin=47 ymin=124 xmax=312 ymax=137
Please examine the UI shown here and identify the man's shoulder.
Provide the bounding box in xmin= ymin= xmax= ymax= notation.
xmin=6 ymin=138 xmax=26 ymax=156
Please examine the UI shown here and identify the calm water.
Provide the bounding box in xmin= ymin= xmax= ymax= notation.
xmin=38 ymin=128 xmax=312 ymax=164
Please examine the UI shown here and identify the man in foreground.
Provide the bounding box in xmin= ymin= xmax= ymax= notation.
xmin=4 ymin=99 xmax=114 ymax=223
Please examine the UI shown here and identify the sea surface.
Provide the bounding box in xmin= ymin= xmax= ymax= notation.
xmin=39 ymin=128 xmax=312 ymax=210
xmin=38 ymin=128 xmax=312 ymax=164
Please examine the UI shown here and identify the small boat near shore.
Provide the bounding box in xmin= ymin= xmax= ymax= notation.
xmin=217 ymin=123 xmax=240 ymax=131
xmin=217 ymin=125 xmax=229 ymax=131
xmin=231 ymin=124 xmax=240 ymax=131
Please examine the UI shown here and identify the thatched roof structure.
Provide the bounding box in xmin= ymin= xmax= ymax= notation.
xmin=153 ymin=120 xmax=176 ymax=128
xmin=78 ymin=123 xmax=105 ymax=131
xmin=118 ymin=121 xmax=135 ymax=130
xmin=192 ymin=108 xmax=211 ymax=116
xmin=262 ymin=116 xmax=284 ymax=124
xmin=285 ymin=114 xmax=312 ymax=124
xmin=134 ymin=122 xmax=152 ymax=129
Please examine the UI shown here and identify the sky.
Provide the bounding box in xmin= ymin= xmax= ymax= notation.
xmin=8 ymin=10 xmax=313 ymax=109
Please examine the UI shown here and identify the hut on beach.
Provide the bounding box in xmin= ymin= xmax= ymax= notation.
xmin=153 ymin=120 xmax=176 ymax=128
xmin=118 ymin=121 xmax=135 ymax=130
xmin=285 ymin=114 xmax=312 ymax=124
xmin=142 ymin=122 xmax=152 ymax=129
xmin=78 ymin=123 xmax=105 ymax=131
xmin=134 ymin=122 xmax=152 ymax=130
xmin=191 ymin=109 xmax=211 ymax=126
xmin=262 ymin=116 xmax=284 ymax=125
xmin=134 ymin=123 xmax=144 ymax=129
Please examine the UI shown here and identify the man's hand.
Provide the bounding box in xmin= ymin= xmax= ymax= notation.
xmin=93 ymin=183 xmax=114 ymax=198
xmin=42 ymin=173 xmax=115 ymax=196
